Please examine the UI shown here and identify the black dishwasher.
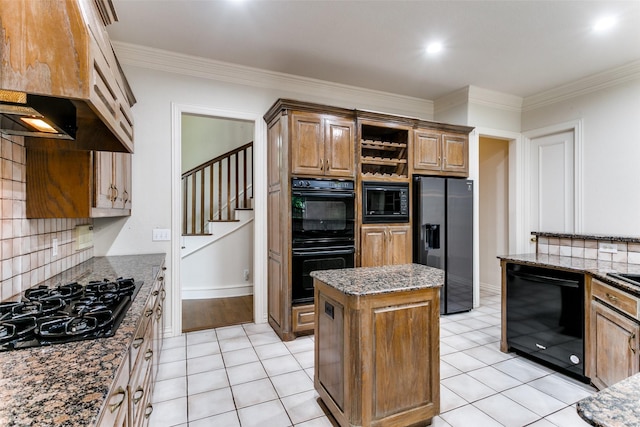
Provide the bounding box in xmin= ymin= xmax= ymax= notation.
xmin=506 ymin=263 xmax=588 ymax=382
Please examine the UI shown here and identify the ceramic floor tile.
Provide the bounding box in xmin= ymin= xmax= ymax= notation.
xmin=262 ymin=354 xmax=302 ymax=376
xmin=431 ymin=415 xmax=453 ymax=427
xmin=293 ymin=349 xmax=315 ymax=369
xmin=527 ymin=419 xmax=557 ymax=427
xmin=186 ymin=353 xmax=225 ymax=375
xmin=440 ymin=351 xmax=487 ymax=372
xmin=440 ymin=360 xmax=463 ymax=379
xmin=186 ymin=329 xmax=218 ymax=346
xmin=162 ymin=335 xmax=186 ymax=350
xmin=243 ymin=322 xmax=277 ymax=335
xmin=248 ymin=331 xmax=282 ymax=346
xmin=186 ymin=341 xmax=221 ymax=359
xmin=226 ymin=361 xmax=268 ymax=386
xmin=271 ymin=370 xmax=315 ymax=398
xmin=281 ymin=390 xmax=326 ymax=424
xmin=502 ymin=384 xmax=566 ymax=417
xmin=236 ymin=399 xmax=292 ymax=427
xmin=294 ymin=416 xmax=335 ymax=427
xmin=466 ymin=366 xmax=522 ymax=392
xmin=188 ymin=387 xmax=236 ymax=421
xmin=473 ymin=393 xmax=539 ymax=427
xmin=458 ymin=330 xmax=496 ymax=346
xmin=231 ymin=378 xmax=279 ymax=408
xmin=440 ymin=342 xmax=458 ymax=355
xmin=440 ymin=385 xmax=469 ymax=412
xmin=152 ymin=376 xmax=187 ymax=403
xmin=492 ymin=357 xmax=554 ymax=382
xmin=148 ymin=396 xmax=188 ymax=427
xmin=284 ymin=336 xmax=315 ymax=353
xmin=543 ymin=406 xmax=592 ymax=426
xmin=463 ymin=343 xmax=514 ymax=365
xmin=254 ymin=341 xmax=291 ymax=360
xmin=441 ymin=321 xmax=475 ymax=334
xmin=441 ymin=373 xmax=497 ymax=403
xmin=440 ymin=403 xmax=504 ymax=427
xmin=221 ymin=347 xmax=259 ymax=367
xmin=218 ymin=336 xmax=252 ymax=352
xmin=528 ymin=374 xmax=595 ymax=405
xmin=441 ymin=334 xmax=482 ymax=351
xmin=156 ymin=360 xmax=187 ymax=381
xmin=187 ymin=410 xmax=241 ymax=427
xmin=188 ymin=368 xmax=229 ymax=394
xmin=215 ymin=324 xmax=248 ymax=340
xmin=159 ymin=345 xmax=186 ymax=364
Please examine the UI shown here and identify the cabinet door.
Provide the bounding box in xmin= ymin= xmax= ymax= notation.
xmin=114 ymin=152 xmax=132 ymax=209
xmin=387 ymin=225 xmax=412 ymax=265
xmin=95 ymin=151 xmax=115 ymax=209
xmin=591 ymin=301 xmax=640 ymax=389
xmin=290 ymin=112 xmax=325 ymax=176
xmin=324 ymin=117 xmax=355 ymax=177
xmin=360 ymin=225 xmax=387 ymax=267
xmin=412 ymin=129 xmax=442 ymax=172
xmin=442 ymin=133 xmax=468 ymax=174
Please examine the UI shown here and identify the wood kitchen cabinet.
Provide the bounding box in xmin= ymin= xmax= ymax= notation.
xmin=412 ymin=128 xmax=469 ymax=176
xmin=290 ymin=111 xmax=355 ymax=178
xmin=360 ymin=224 xmax=412 ymax=267
xmin=589 ymin=278 xmax=640 ymax=390
xmin=26 ymin=146 xmax=132 ymax=218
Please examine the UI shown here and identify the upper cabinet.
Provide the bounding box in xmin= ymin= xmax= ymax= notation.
xmin=412 ymin=128 xmax=469 ymax=177
xmin=0 ymin=0 xmax=135 ymax=153
xmin=290 ymin=111 xmax=355 ymax=178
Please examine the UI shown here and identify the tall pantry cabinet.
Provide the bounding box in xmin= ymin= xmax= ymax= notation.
xmin=265 ymin=100 xmax=356 ymax=341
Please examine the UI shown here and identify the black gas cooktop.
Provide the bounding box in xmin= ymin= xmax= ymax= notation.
xmin=0 ymin=278 xmax=142 ymax=352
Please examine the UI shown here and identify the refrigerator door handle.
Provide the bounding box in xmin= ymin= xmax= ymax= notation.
xmin=424 ymin=224 xmax=440 ymax=250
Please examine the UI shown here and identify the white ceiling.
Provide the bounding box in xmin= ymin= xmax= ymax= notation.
xmin=107 ymin=0 xmax=640 ymax=100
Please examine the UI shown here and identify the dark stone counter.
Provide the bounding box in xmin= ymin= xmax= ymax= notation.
xmin=0 ymin=254 xmax=166 ymax=427
xmin=310 ymin=263 xmax=444 ymax=296
xmin=577 ymin=372 xmax=640 ymax=427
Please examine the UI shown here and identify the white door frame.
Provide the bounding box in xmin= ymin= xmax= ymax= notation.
xmin=170 ymin=103 xmax=268 ymax=336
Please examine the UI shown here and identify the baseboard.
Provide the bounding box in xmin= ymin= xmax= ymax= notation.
xmin=182 ymin=285 xmax=254 ymax=300
xmin=480 ymin=281 xmax=501 ymax=294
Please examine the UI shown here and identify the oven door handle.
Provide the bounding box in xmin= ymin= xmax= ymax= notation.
xmin=508 ymin=271 xmax=580 ymax=288
xmin=292 ymin=191 xmax=355 ymax=198
xmin=292 ymin=248 xmax=356 ymax=256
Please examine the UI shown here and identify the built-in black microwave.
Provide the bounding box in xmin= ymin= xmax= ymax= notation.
xmin=362 ymin=182 xmax=409 ymax=223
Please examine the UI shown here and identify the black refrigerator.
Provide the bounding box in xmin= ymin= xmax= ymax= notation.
xmin=413 ymin=176 xmax=474 ymax=314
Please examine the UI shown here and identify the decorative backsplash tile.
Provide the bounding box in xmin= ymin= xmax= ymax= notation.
xmin=0 ymin=134 xmax=93 ymax=301
xmin=534 ymin=232 xmax=640 ymax=265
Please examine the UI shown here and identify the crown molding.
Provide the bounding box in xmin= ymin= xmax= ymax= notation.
xmin=523 ymin=60 xmax=640 ymax=111
xmin=111 ymin=41 xmax=433 ymax=118
xmin=434 ymin=87 xmax=470 ymax=116
xmin=468 ymin=86 xmax=523 ymax=112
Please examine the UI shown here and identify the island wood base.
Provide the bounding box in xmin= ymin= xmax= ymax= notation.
xmin=313 ymin=278 xmax=440 ymax=427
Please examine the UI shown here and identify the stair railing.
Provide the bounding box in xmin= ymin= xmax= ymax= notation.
xmin=182 ymin=141 xmax=253 ymax=235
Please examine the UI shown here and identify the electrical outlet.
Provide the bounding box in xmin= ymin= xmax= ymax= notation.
xmin=52 ymin=238 xmax=58 ymax=257
xmin=243 ymin=269 xmax=250 ymax=281
xmin=152 ymin=229 xmax=171 ymax=241
xmin=599 ymin=243 xmax=618 ymax=254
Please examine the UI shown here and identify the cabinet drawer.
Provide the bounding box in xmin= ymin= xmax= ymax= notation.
xmin=96 ymin=359 xmax=129 ymax=427
xmin=592 ymin=279 xmax=639 ymax=319
xmin=292 ymin=304 xmax=315 ymax=332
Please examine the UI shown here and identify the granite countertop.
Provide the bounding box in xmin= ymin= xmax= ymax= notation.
xmin=0 ymin=253 xmax=166 ymax=427
xmin=310 ymin=263 xmax=444 ymax=296
xmin=577 ymin=372 xmax=640 ymax=427
xmin=497 ymin=253 xmax=640 ymax=297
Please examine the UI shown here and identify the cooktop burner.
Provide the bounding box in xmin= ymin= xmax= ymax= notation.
xmin=0 ymin=278 xmax=142 ymax=351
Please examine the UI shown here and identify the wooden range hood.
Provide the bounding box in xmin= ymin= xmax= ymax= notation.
xmin=0 ymin=0 xmax=135 ymax=153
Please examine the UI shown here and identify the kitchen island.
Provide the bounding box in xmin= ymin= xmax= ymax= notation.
xmin=0 ymin=253 xmax=165 ymax=427
xmin=577 ymin=372 xmax=640 ymax=427
xmin=311 ymin=263 xmax=444 ymax=427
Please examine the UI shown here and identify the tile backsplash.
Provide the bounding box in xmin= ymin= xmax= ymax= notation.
xmin=0 ymin=134 xmax=93 ymax=301
xmin=537 ymin=235 xmax=640 ymax=264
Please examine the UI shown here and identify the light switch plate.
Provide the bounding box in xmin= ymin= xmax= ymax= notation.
xmin=599 ymin=243 xmax=618 ymax=253
xmin=152 ymin=228 xmax=171 ymax=241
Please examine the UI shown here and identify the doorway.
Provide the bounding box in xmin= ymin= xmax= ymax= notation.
xmin=180 ymin=113 xmax=255 ymax=333
xmin=479 ymin=136 xmax=510 ymax=293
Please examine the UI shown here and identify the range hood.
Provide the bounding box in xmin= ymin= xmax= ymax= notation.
xmin=0 ymin=90 xmax=77 ymax=140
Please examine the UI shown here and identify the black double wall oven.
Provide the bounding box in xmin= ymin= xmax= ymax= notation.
xmin=291 ymin=178 xmax=355 ymax=304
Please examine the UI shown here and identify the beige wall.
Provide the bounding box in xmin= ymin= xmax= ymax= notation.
xmin=0 ymin=134 xmax=93 ymax=301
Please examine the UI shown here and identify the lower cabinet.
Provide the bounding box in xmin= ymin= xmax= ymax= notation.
xmin=360 ymin=224 xmax=411 ymax=267
xmin=589 ymin=278 xmax=640 ymax=390
xmin=97 ymin=262 xmax=165 ymax=427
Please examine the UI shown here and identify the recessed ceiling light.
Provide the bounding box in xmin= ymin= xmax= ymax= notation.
xmin=426 ymin=42 xmax=443 ymax=55
xmin=593 ymin=16 xmax=617 ymax=32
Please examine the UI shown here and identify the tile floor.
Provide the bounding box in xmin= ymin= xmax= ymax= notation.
xmin=149 ymin=288 xmax=596 ymax=426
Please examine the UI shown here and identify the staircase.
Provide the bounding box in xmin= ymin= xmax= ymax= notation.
xmin=182 ymin=141 xmax=253 ymax=235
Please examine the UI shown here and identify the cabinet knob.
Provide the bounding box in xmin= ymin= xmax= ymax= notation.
xmin=144 ymin=403 xmax=153 ymax=419
xmin=133 ymin=337 xmax=144 ymax=349
xmin=132 ymin=386 xmax=144 ymax=404
xmin=108 ymin=386 xmax=126 ymax=413
xmin=629 ymin=333 xmax=636 ymax=354
xmin=326 ymin=159 xmax=329 ymax=171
